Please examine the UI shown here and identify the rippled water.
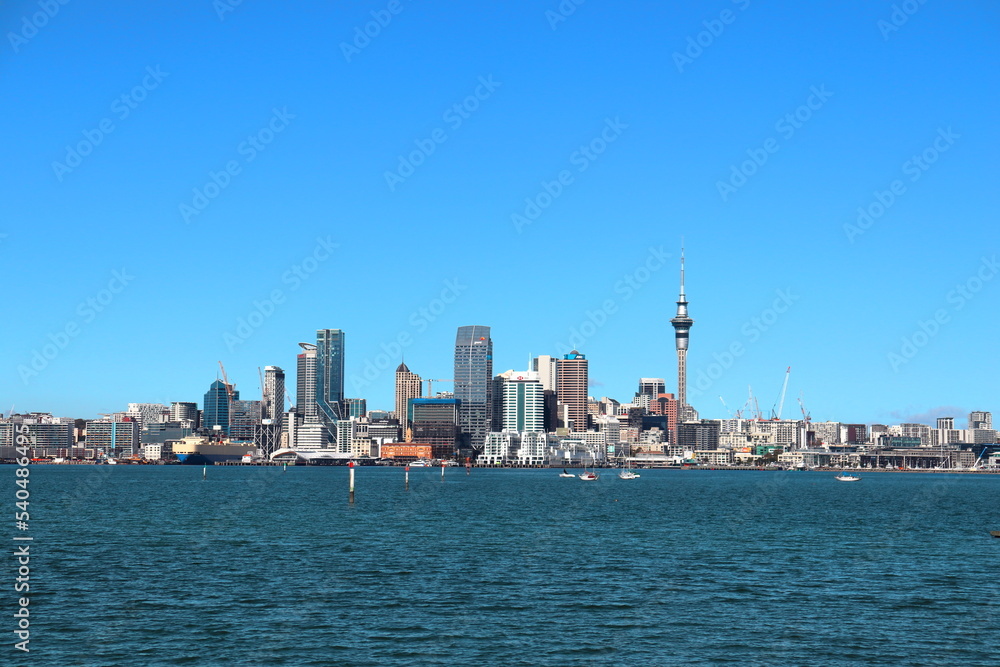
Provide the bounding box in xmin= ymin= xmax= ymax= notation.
xmin=21 ymin=466 xmax=1000 ymax=665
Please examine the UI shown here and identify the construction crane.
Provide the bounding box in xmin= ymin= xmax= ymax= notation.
xmin=719 ymin=396 xmax=733 ymax=418
xmin=797 ymin=393 xmax=811 ymax=423
xmin=747 ymin=385 xmax=763 ymax=421
xmin=425 ymin=379 xmax=453 ymax=398
xmin=771 ymin=366 xmax=791 ymax=420
xmin=217 ymin=361 xmax=236 ymax=421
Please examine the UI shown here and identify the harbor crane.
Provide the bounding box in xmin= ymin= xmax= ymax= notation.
xmin=797 ymin=393 xmax=811 ymax=423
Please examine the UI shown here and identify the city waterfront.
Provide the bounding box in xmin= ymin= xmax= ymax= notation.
xmin=26 ymin=466 xmax=1000 ymax=665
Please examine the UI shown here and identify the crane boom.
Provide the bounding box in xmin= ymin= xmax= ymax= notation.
xmin=776 ymin=366 xmax=791 ymax=420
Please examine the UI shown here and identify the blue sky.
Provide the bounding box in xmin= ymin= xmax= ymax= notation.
xmin=2 ymin=0 xmax=998 ymax=426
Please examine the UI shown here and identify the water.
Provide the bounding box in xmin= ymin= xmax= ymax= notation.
xmin=21 ymin=466 xmax=1000 ymax=665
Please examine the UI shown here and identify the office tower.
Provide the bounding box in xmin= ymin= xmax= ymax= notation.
xmin=343 ymin=398 xmax=367 ymax=419
xmin=637 ymin=378 xmax=666 ymax=398
xmin=203 ymin=379 xmax=238 ymax=435
xmin=969 ymin=411 xmax=992 ymax=429
xmin=296 ymin=342 xmax=318 ymax=421
xmin=532 ymin=355 xmax=559 ymax=392
xmin=262 ymin=366 xmax=285 ymax=422
xmin=170 ymin=402 xmax=199 ymax=429
xmin=395 ymin=362 xmax=422 ymax=434
xmin=556 ymin=351 xmax=588 ymax=432
xmin=454 ymin=325 xmax=493 ymax=449
xmin=844 ymin=423 xmax=868 ymax=445
xmin=502 ymin=371 xmax=544 ymax=432
xmin=409 ymin=397 xmax=461 ymax=459
xmin=670 ymin=248 xmax=694 ymax=418
xmin=936 ymin=417 xmax=955 ymax=431
xmin=316 ymin=329 xmax=345 ymax=440
xmin=677 ymin=420 xmax=720 ymax=450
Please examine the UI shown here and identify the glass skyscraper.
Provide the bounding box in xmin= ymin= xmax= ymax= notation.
xmin=316 ymin=329 xmax=345 ymax=442
xmin=454 ymin=325 xmax=493 ymax=449
xmin=203 ymin=379 xmax=239 ymax=435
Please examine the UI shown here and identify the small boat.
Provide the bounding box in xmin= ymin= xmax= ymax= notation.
xmin=408 ymin=459 xmax=430 ymax=467
xmin=990 ymin=531 xmax=1000 ymax=538
xmin=559 ymin=469 xmax=576 ymax=478
xmin=834 ymin=472 xmax=860 ymax=482
xmin=578 ymin=471 xmax=599 ymax=481
xmin=619 ymin=470 xmax=640 ymax=479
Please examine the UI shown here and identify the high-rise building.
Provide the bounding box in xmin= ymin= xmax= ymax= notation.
xmin=454 ymin=325 xmax=493 ymax=449
xmin=343 ymin=398 xmax=367 ymax=419
xmin=170 ymin=402 xmax=199 ymax=429
xmin=262 ymin=366 xmax=285 ymax=422
xmin=86 ymin=418 xmax=139 ymax=458
xmin=395 ymin=362 xmax=422 ymax=435
xmin=296 ymin=342 xmax=318 ymax=421
xmin=637 ymin=378 xmax=665 ymax=398
xmin=502 ymin=371 xmax=544 ymax=432
xmin=532 ymin=355 xmax=559 ymax=392
xmin=229 ymin=400 xmax=261 ymax=442
xmin=556 ymin=351 xmax=588 ymax=432
xmin=670 ymin=248 xmax=694 ymax=419
xmin=127 ymin=403 xmax=170 ymax=427
xmin=203 ymin=380 xmax=238 ymax=435
xmin=409 ymin=397 xmax=461 ymax=458
xmin=935 ymin=417 xmax=954 ymax=431
xmin=316 ymin=329 xmax=345 ymax=440
xmin=969 ymin=411 xmax=992 ymax=429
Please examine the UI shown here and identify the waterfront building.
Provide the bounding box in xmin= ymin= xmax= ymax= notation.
xmin=677 ymin=420 xmax=720 ymax=450
xmin=556 ymin=351 xmax=588 ymax=432
xmin=395 ymin=362 xmax=421 ymax=435
xmin=296 ymin=342 xmax=318 ymax=421
xmin=127 ymin=403 xmax=170 ymax=427
xmin=409 ymin=397 xmax=460 ymax=459
xmin=937 ymin=417 xmax=955 ymax=431
xmin=203 ymin=380 xmax=238 ymax=435
xmin=379 ymin=443 xmax=434 ymax=460
xmin=86 ymin=418 xmax=139 ymax=458
xmin=810 ymin=421 xmax=842 ymax=446
xmin=900 ymin=423 xmax=932 ymax=447
xmin=454 ymin=325 xmax=493 ymax=449
xmin=262 ymin=366 xmax=285 ymax=422
xmin=502 ymin=371 xmax=545 ymax=432
xmin=669 ymin=248 xmax=695 ymax=420
xmin=316 ymin=329 xmax=346 ymax=440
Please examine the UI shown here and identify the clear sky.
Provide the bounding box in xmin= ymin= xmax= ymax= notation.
xmin=3 ymin=0 xmax=998 ymax=427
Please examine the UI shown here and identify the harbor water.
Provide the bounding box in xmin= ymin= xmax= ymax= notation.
xmin=23 ymin=466 xmax=1000 ymax=665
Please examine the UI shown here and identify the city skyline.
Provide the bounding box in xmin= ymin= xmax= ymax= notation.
xmin=3 ymin=2 xmax=997 ymax=426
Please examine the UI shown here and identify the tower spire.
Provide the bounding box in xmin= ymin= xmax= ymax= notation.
xmin=670 ymin=244 xmax=694 ymax=417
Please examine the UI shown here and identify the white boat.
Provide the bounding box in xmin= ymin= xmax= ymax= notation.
xmin=619 ymin=470 xmax=640 ymax=479
xmin=408 ymin=459 xmax=430 ymax=467
xmin=559 ymin=469 xmax=576 ymax=478
xmin=578 ymin=471 xmax=599 ymax=481
xmin=834 ymin=472 xmax=860 ymax=482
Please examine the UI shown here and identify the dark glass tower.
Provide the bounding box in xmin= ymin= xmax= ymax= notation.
xmin=454 ymin=325 xmax=493 ymax=450
xmin=203 ymin=379 xmax=239 ymax=435
xmin=316 ymin=329 xmax=345 ymax=441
